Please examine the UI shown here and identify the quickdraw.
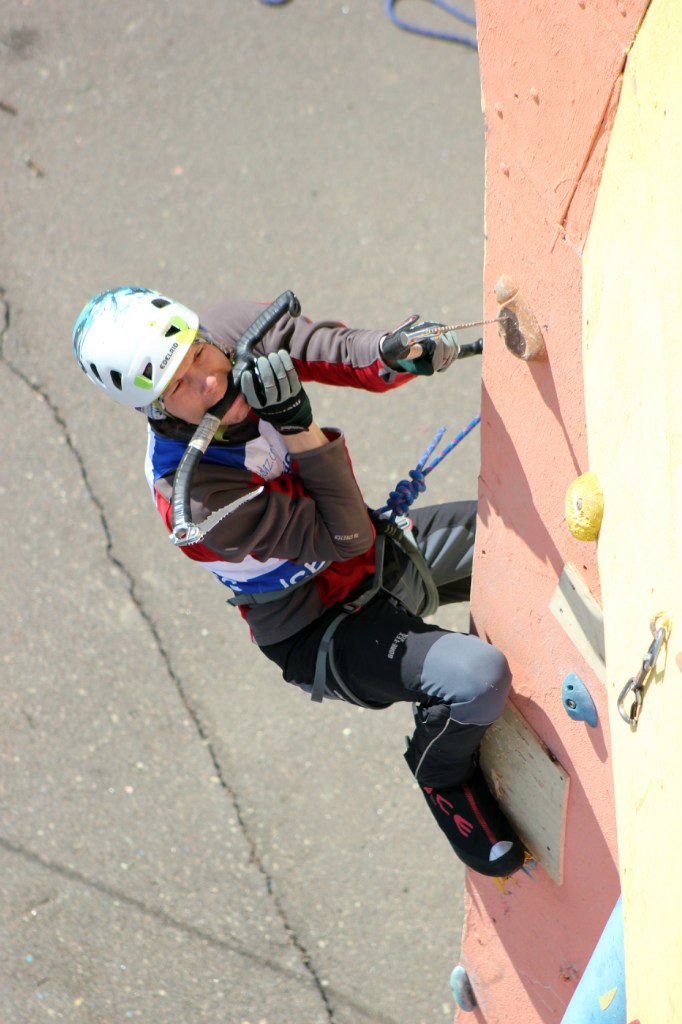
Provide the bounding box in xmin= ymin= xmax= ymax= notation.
xmin=617 ymin=613 xmax=672 ymax=727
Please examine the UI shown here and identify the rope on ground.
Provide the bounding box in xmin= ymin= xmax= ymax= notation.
xmin=259 ymin=0 xmax=478 ymax=48
xmin=377 ymin=415 xmax=481 ymax=518
xmin=384 ymin=0 xmax=477 ymax=49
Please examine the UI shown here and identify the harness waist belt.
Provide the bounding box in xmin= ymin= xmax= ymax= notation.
xmin=227 ymin=562 xmax=331 ymax=607
xmin=227 ymin=514 xmax=439 ymax=704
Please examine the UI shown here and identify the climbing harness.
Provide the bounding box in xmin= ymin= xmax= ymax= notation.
xmin=617 ymin=613 xmax=672 ymax=727
xmin=385 ymin=0 xmax=477 ymax=50
xmin=310 ymin=513 xmax=441 ymax=703
xmin=227 ymin=509 xmax=440 ymax=703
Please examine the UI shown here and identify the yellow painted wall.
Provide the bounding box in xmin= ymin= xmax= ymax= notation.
xmin=583 ymin=0 xmax=682 ymax=1017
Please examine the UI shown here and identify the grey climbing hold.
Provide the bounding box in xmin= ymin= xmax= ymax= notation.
xmin=494 ymin=273 xmax=546 ymax=361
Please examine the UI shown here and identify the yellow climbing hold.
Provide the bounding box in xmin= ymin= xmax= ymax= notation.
xmin=599 ymin=986 xmax=618 ymax=1010
xmin=565 ymin=472 xmax=604 ymax=542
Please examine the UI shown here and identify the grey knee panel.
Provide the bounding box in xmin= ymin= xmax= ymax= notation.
xmin=420 ymin=633 xmax=511 ymax=726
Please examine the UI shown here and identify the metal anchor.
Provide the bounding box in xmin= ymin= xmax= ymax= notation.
xmin=617 ymin=614 xmax=671 ymax=727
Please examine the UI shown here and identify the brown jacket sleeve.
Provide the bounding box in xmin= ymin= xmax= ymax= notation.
xmin=158 ymin=429 xmax=375 ymax=566
xmin=199 ymin=299 xmax=411 ymax=392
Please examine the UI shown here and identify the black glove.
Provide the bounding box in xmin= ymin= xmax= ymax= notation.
xmin=380 ymin=317 xmax=459 ymax=375
xmin=240 ymin=351 xmax=313 ymax=434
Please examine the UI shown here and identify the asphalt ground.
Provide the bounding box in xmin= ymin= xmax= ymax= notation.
xmin=1 ymin=3 xmax=485 ymax=1022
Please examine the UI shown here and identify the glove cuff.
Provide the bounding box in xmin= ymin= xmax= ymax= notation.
xmin=396 ymin=357 xmax=435 ymax=377
xmin=277 ymin=424 xmax=310 ymax=435
xmin=260 ymin=390 xmax=313 ymax=432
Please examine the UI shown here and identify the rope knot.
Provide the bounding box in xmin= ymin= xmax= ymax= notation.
xmin=386 ymin=468 xmax=426 ymax=515
xmin=377 ymin=417 xmax=481 ymax=520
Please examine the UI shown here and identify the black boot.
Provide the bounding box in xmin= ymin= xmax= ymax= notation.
xmin=416 ymin=762 xmax=526 ymax=876
xmin=404 ymin=704 xmax=526 ymax=878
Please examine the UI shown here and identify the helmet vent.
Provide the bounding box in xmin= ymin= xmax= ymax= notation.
xmin=90 ymin=363 xmax=102 ymax=383
xmin=151 ymin=297 xmax=171 ymax=308
xmin=165 ymin=324 xmax=180 ymax=337
xmin=110 ymin=370 xmax=123 ymax=391
xmin=141 ymin=362 xmax=153 ymax=381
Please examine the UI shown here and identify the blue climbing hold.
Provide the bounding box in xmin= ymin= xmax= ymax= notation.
xmin=450 ymin=964 xmax=477 ymax=1012
xmin=562 ymin=672 xmax=598 ymax=728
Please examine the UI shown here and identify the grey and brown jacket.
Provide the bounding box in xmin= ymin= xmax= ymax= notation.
xmin=145 ymin=300 xmax=412 ymax=647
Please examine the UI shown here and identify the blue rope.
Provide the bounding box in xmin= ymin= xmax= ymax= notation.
xmin=377 ymin=415 xmax=481 ymax=517
xmin=260 ymin=0 xmax=477 ymax=48
xmin=384 ymin=0 xmax=477 ymax=49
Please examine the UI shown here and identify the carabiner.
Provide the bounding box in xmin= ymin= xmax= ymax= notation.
xmin=617 ymin=671 xmax=645 ymax=726
xmin=617 ymin=623 xmax=669 ymax=727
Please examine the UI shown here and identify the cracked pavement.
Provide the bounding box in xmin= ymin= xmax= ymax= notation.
xmin=1 ymin=2 xmax=484 ymax=1021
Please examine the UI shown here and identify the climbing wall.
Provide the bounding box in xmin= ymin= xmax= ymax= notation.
xmin=454 ymin=1 xmax=652 ymax=1021
xmin=582 ymin=0 xmax=682 ymax=1017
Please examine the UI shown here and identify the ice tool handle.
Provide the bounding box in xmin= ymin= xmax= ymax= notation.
xmin=170 ymin=290 xmax=301 ymax=546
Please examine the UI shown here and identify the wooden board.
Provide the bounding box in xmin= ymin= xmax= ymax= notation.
xmin=480 ymin=702 xmax=570 ymax=884
xmin=582 ymin=2 xmax=682 ymax=1018
xmin=549 ymin=563 xmax=606 ymax=685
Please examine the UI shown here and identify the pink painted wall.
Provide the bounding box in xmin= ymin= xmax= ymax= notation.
xmin=457 ymin=2 xmax=650 ymax=1021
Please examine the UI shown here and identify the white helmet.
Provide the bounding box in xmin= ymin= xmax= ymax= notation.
xmin=73 ymin=287 xmax=199 ymax=408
